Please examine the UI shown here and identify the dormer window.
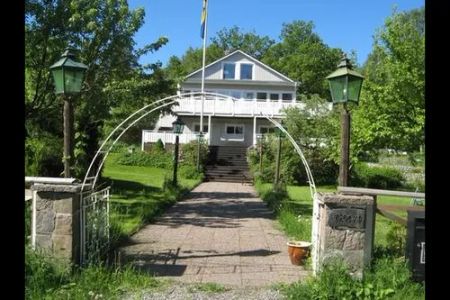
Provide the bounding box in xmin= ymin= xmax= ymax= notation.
xmin=240 ymin=64 xmax=253 ymax=80
xmin=223 ymin=63 xmax=235 ymax=79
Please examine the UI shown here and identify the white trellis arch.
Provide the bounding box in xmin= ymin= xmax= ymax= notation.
xmin=81 ymin=91 xmax=320 ymax=271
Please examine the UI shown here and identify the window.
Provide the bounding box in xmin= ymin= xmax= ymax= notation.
xmin=226 ymin=125 xmax=244 ymax=135
xmin=231 ymin=91 xmax=241 ymax=99
xmin=257 ymin=92 xmax=267 ymax=101
xmin=259 ymin=126 xmax=275 ymax=134
xmin=240 ymin=63 xmax=253 ymax=80
xmin=223 ymin=63 xmax=235 ymax=79
xmin=270 ymin=93 xmax=279 ymax=101
xmin=282 ymin=93 xmax=293 ymax=101
xmin=194 ymin=124 xmax=209 ymax=133
xmin=243 ymin=92 xmax=254 ymax=101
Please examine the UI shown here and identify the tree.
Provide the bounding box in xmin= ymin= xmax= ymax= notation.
xmin=210 ymin=26 xmax=275 ymax=59
xmin=165 ymin=26 xmax=274 ymax=83
xmin=352 ymin=7 xmax=425 ymax=153
xmin=262 ymin=21 xmax=342 ymax=98
xmin=25 ymin=0 xmax=168 ymax=177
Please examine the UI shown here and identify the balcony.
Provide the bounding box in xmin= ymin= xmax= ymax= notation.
xmin=172 ymin=92 xmax=303 ymax=117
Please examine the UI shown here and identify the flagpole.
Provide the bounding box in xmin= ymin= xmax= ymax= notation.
xmin=200 ymin=0 xmax=208 ymax=135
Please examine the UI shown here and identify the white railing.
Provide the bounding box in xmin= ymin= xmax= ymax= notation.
xmin=173 ymin=94 xmax=303 ymax=117
xmin=142 ymin=131 xmax=209 ymax=146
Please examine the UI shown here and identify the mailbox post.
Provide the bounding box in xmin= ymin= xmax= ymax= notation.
xmin=406 ymin=210 xmax=425 ymax=282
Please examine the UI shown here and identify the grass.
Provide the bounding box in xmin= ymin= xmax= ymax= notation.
xmin=103 ymin=153 xmax=202 ymax=241
xmin=254 ymin=181 xmax=424 ymax=300
xmin=25 ymin=246 xmax=161 ymax=300
xmin=26 ymin=152 xmax=204 ymax=299
xmin=254 ymin=182 xmax=418 ymax=251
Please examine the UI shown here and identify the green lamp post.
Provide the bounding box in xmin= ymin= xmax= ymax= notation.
xmin=50 ymin=48 xmax=88 ymax=178
xmin=172 ymin=117 xmax=185 ymax=186
xmin=326 ymin=55 xmax=364 ymax=186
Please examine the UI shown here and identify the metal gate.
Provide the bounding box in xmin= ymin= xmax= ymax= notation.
xmin=80 ymin=186 xmax=110 ymax=265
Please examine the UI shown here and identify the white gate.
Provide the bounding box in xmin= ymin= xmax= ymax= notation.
xmin=80 ymin=186 xmax=110 ymax=265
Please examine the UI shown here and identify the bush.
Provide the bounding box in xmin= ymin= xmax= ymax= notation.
xmin=282 ymin=257 xmax=424 ymax=300
xmin=116 ymin=150 xmax=172 ymax=169
xmin=179 ymin=164 xmax=204 ymax=180
xmin=350 ymin=163 xmax=405 ymax=189
xmin=25 ymin=135 xmax=63 ymax=176
xmin=247 ymin=137 xmax=338 ymax=185
xmin=180 ymin=140 xmax=209 ymax=167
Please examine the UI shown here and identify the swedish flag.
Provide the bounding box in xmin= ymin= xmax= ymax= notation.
xmin=200 ymin=0 xmax=207 ymax=39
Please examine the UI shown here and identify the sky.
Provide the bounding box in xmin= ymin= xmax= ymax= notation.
xmin=128 ymin=0 xmax=424 ymax=68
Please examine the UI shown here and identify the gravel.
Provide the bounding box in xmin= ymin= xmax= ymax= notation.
xmin=122 ymin=282 xmax=287 ymax=300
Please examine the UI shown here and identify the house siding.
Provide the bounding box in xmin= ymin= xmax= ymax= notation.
xmin=188 ymin=52 xmax=287 ymax=82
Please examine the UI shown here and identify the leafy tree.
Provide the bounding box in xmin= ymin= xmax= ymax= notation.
xmin=210 ymin=26 xmax=275 ymax=59
xmin=165 ymin=26 xmax=274 ymax=82
xmin=165 ymin=44 xmax=224 ymax=83
xmin=25 ymin=0 xmax=168 ymax=177
xmin=352 ymin=7 xmax=425 ymax=153
xmin=262 ymin=20 xmax=342 ymax=98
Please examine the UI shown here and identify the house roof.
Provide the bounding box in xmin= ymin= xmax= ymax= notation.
xmin=184 ymin=50 xmax=297 ymax=84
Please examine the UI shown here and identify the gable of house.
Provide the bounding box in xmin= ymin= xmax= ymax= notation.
xmin=185 ymin=50 xmax=294 ymax=83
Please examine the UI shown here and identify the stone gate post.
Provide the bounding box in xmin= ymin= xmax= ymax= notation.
xmin=312 ymin=192 xmax=376 ymax=278
xmin=29 ymin=179 xmax=83 ymax=266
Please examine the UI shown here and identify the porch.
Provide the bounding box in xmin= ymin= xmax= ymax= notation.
xmin=142 ymin=115 xmax=275 ymax=150
xmin=173 ymin=93 xmax=303 ymax=117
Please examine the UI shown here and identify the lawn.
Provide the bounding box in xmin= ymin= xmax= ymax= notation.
xmin=255 ymin=183 xmax=415 ymax=247
xmin=102 ymin=153 xmax=203 ymax=241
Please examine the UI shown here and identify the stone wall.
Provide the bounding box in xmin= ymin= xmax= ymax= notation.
xmin=31 ymin=183 xmax=82 ymax=265
xmin=314 ymin=192 xmax=375 ymax=278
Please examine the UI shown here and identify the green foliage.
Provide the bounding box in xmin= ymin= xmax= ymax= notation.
xmin=282 ymin=257 xmax=424 ymax=300
xmin=154 ymin=139 xmax=165 ymax=152
xmin=25 ymin=246 xmax=161 ymax=300
xmin=25 ymin=134 xmax=63 ymax=177
xmin=350 ymin=163 xmax=405 ymax=190
xmin=385 ymin=222 xmax=407 ymax=257
xmin=180 ymin=140 xmax=209 ymax=168
xmin=262 ymin=20 xmax=343 ymax=98
xmin=353 ymin=7 xmax=425 ymax=153
xmin=179 ymin=164 xmax=204 ymax=180
xmin=103 ymin=153 xmax=202 ymax=241
xmin=116 ymin=150 xmax=172 ymax=169
xmin=210 ymin=26 xmax=275 ymax=59
xmin=248 ymin=97 xmax=340 ymax=186
xmin=25 ymin=0 xmax=170 ymax=178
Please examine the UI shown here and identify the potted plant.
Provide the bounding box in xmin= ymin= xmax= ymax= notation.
xmin=287 ymin=241 xmax=311 ymax=265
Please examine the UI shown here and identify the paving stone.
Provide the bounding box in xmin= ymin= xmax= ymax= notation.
xmin=118 ymin=182 xmax=311 ymax=287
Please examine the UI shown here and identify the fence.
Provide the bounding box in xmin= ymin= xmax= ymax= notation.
xmin=80 ymin=186 xmax=110 ymax=265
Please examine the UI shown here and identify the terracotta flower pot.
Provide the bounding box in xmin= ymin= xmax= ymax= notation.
xmin=287 ymin=241 xmax=311 ymax=266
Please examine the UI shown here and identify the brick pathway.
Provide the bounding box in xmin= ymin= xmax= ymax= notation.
xmin=118 ymin=182 xmax=310 ymax=287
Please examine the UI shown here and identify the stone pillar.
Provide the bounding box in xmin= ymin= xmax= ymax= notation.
xmin=313 ymin=192 xmax=376 ymax=278
xmin=31 ymin=183 xmax=82 ymax=265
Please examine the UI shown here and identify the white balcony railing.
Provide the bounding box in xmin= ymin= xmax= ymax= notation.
xmin=173 ymin=93 xmax=303 ymax=117
xmin=141 ymin=131 xmax=209 ymax=148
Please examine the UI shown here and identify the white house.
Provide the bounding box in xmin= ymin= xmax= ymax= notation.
xmin=142 ymin=50 xmax=303 ymax=151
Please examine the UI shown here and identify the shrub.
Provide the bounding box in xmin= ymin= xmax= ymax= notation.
xmin=154 ymin=139 xmax=165 ymax=152
xmin=25 ymin=135 xmax=63 ymax=177
xmin=350 ymin=162 xmax=405 ymax=189
xmin=282 ymin=257 xmax=424 ymax=300
xmin=180 ymin=140 xmax=209 ymax=167
xmin=116 ymin=150 xmax=172 ymax=169
xmin=179 ymin=164 xmax=204 ymax=180
xmin=247 ymin=137 xmax=338 ymax=185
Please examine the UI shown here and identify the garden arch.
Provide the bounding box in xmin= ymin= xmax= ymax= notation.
xmin=81 ymin=91 xmax=320 ymax=266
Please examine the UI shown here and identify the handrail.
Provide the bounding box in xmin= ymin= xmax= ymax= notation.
xmin=337 ymin=186 xmax=425 ymax=199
